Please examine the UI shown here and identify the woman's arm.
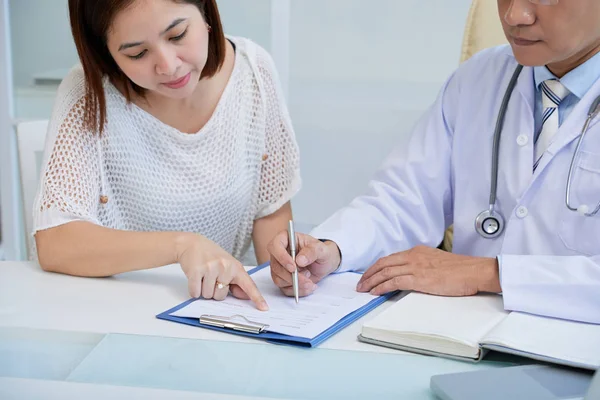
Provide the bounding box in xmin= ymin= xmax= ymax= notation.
xmin=36 ymin=221 xmax=268 ymax=309
xmin=36 ymin=221 xmax=191 ymax=276
xmin=252 ymin=201 xmax=293 ymax=265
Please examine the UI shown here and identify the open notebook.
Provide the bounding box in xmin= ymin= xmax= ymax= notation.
xmin=358 ymin=293 xmax=600 ymax=370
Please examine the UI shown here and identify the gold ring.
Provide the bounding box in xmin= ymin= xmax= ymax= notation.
xmin=216 ymin=281 xmax=225 ymax=290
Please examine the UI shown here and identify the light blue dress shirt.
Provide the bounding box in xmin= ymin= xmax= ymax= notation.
xmin=533 ymin=50 xmax=600 ymax=136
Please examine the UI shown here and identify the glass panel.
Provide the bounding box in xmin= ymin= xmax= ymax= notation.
xmin=288 ymin=0 xmax=473 ymax=225
xmin=66 ymin=333 xmax=507 ymax=399
xmin=0 ymin=327 xmax=103 ymax=380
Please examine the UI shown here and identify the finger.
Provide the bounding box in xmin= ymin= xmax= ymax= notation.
xmin=359 ymin=252 xmax=408 ymax=284
xmin=267 ymin=231 xmax=295 ymax=272
xmin=294 ymin=241 xmax=328 ymax=269
xmin=272 ymin=267 xmax=312 ymax=289
xmin=370 ymin=275 xmax=415 ymax=296
xmin=213 ymin=283 xmax=229 ymax=301
xmin=272 ymin=271 xmax=292 ymax=289
xmin=280 ymin=279 xmax=317 ymax=297
xmin=188 ymin=269 xmax=204 ymax=299
xmin=212 ymin=266 xmax=234 ymax=301
xmin=357 ymin=265 xmax=412 ymax=292
xmin=296 ymin=272 xmax=314 ymax=286
xmin=229 ymin=284 xmax=248 ymax=300
xmin=210 ymin=262 xmax=235 ymax=300
xmin=271 ymin=266 xmax=311 ymax=287
xmin=231 ymin=272 xmax=269 ymax=311
xmin=201 ymin=264 xmax=219 ymax=299
xmin=270 ymin=262 xmax=293 ymax=286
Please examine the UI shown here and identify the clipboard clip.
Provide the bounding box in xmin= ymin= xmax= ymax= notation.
xmin=199 ymin=314 xmax=269 ymax=334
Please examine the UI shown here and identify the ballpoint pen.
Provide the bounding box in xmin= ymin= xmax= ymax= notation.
xmin=288 ymin=220 xmax=299 ymax=304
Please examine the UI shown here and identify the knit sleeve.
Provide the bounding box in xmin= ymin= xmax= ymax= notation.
xmin=32 ymin=67 xmax=102 ymax=235
xmin=254 ymin=45 xmax=301 ymax=219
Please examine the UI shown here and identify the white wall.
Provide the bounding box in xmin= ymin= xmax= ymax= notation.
xmin=8 ymin=0 xmax=78 ymax=87
xmin=287 ymin=0 xmax=472 ymax=225
xmin=218 ymin=0 xmax=271 ymax=51
xmin=289 ymin=0 xmax=468 ymax=84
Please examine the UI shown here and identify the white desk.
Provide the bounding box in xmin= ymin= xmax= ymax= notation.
xmin=0 ymin=261 xmax=401 ymax=352
xmin=0 ymin=261 xmax=516 ymax=399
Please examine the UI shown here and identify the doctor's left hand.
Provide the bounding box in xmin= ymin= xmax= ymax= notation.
xmin=356 ymin=245 xmax=502 ymax=296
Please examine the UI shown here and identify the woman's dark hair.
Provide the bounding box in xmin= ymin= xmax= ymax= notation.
xmin=68 ymin=0 xmax=226 ymax=133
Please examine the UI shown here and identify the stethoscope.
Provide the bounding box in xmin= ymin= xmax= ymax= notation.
xmin=475 ymin=64 xmax=600 ymax=239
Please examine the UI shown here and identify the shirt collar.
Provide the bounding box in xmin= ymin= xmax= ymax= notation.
xmin=534 ymin=50 xmax=600 ymax=100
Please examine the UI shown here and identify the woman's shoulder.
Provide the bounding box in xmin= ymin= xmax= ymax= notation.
xmin=45 ymin=65 xmax=87 ymax=126
xmin=55 ymin=64 xmax=118 ymax=106
xmin=227 ymin=35 xmax=277 ymax=75
xmin=50 ymin=64 xmax=92 ymax=119
xmin=51 ymin=64 xmax=124 ymax=124
xmin=56 ymin=64 xmax=87 ymax=99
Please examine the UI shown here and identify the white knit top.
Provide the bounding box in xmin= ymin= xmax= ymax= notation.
xmin=32 ymin=37 xmax=301 ymax=260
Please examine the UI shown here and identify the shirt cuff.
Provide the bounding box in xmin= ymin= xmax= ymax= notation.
xmin=498 ymin=254 xmax=541 ymax=313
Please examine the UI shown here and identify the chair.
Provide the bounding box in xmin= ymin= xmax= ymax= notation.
xmin=16 ymin=120 xmax=48 ymax=258
xmin=459 ymin=0 xmax=508 ymax=63
xmin=441 ymin=0 xmax=507 ymax=252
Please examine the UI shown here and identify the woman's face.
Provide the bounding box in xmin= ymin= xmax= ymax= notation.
xmin=106 ymin=0 xmax=210 ymax=99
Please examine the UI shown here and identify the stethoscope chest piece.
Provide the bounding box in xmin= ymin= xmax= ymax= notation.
xmin=473 ymin=64 xmax=600 ymax=239
xmin=475 ymin=208 xmax=505 ymax=238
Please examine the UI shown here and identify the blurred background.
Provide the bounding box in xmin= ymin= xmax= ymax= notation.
xmin=0 ymin=0 xmax=473 ymax=260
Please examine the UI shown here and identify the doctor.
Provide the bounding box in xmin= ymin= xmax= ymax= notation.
xmin=268 ymin=0 xmax=600 ymax=324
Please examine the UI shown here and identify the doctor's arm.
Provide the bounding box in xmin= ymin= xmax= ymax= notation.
xmin=355 ymin=249 xmax=600 ymax=324
xmin=305 ymin=73 xmax=460 ymax=273
xmin=499 ymin=254 xmax=600 ymax=324
xmin=268 ymin=73 xmax=461 ymax=295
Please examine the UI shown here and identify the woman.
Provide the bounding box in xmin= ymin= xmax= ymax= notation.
xmin=32 ymin=0 xmax=301 ymax=310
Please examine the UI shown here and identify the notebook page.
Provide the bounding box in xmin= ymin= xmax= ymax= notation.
xmin=171 ymin=268 xmax=378 ymax=338
xmin=481 ymin=312 xmax=600 ymax=369
xmin=361 ymin=293 xmax=509 ymax=357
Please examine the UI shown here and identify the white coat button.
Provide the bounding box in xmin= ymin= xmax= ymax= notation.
xmin=516 ymin=134 xmax=529 ymax=146
xmin=516 ymin=206 xmax=529 ymax=218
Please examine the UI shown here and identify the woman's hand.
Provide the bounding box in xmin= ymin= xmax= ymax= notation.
xmin=176 ymin=234 xmax=269 ymax=310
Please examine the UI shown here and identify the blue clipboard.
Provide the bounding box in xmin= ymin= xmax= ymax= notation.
xmin=156 ymin=263 xmax=396 ymax=348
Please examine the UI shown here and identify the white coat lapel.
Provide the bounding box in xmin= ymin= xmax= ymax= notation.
xmin=515 ymin=65 xmax=535 ymax=117
xmin=534 ymin=76 xmax=600 ymax=175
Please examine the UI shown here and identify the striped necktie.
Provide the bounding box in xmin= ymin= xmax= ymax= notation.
xmin=534 ymin=79 xmax=570 ymax=170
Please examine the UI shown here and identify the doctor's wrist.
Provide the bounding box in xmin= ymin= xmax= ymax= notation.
xmin=318 ymin=239 xmax=342 ymax=272
xmin=476 ymin=257 xmax=502 ymax=294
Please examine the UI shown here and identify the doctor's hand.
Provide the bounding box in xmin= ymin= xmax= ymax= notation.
xmin=267 ymin=232 xmax=341 ymax=297
xmin=356 ymin=245 xmax=502 ymax=297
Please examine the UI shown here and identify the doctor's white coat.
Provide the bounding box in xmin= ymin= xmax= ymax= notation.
xmin=311 ymin=45 xmax=600 ymax=324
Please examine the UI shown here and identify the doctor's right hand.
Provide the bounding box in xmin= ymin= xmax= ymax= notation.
xmin=267 ymin=231 xmax=341 ymax=297
xmin=175 ymin=233 xmax=269 ymax=311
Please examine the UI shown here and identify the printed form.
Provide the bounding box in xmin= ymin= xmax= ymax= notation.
xmin=171 ymin=267 xmax=378 ymax=338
